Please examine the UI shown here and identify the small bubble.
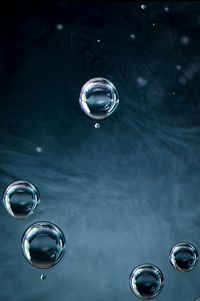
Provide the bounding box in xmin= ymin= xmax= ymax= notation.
xmin=97 ymin=39 xmax=101 ymax=43
xmin=169 ymin=242 xmax=198 ymax=272
xmin=94 ymin=123 xmax=100 ymax=129
xmin=181 ymin=36 xmax=190 ymax=45
xmin=130 ymin=33 xmax=135 ymax=39
xmin=129 ymin=264 xmax=164 ymax=299
xmin=176 ymin=65 xmax=182 ymax=70
xmin=179 ymin=77 xmax=187 ymax=85
xmin=22 ymin=222 xmax=66 ymax=269
xmin=164 ymin=6 xmax=169 ymax=12
xmin=56 ymin=23 xmax=63 ymax=31
xmin=137 ymin=77 xmax=147 ymax=87
xmin=141 ymin=4 xmax=147 ymax=10
xmin=3 ymin=181 xmax=40 ymax=219
xmin=36 ymin=146 xmax=42 ymax=153
xmin=79 ymin=78 xmax=119 ymax=120
xmin=152 ymin=22 xmax=156 ymax=26
xmin=41 ymin=274 xmax=46 ymax=280
xmin=172 ymin=91 xmax=176 ymax=95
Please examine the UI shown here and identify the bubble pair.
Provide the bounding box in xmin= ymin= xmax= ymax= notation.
xmin=2 ymin=180 xmax=66 ymax=269
xmin=129 ymin=242 xmax=198 ymax=299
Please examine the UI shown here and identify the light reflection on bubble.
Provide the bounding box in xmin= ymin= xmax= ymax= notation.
xmin=169 ymin=242 xmax=198 ymax=272
xmin=22 ymin=222 xmax=66 ymax=269
xmin=3 ymin=180 xmax=40 ymax=219
xmin=129 ymin=264 xmax=164 ymax=299
xmin=79 ymin=78 xmax=119 ymax=120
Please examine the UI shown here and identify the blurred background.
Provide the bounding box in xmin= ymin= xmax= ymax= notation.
xmin=0 ymin=1 xmax=200 ymax=300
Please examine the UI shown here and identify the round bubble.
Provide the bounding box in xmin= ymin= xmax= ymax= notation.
xmin=79 ymin=78 xmax=119 ymax=120
xmin=22 ymin=222 xmax=66 ymax=269
xmin=40 ymin=274 xmax=46 ymax=280
xmin=129 ymin=264 xmax=164 ymax=299
xmin=169 ymin=242 xmax=198 ymax=272
xmin=3 ymin=180 xmax=40 ymax=219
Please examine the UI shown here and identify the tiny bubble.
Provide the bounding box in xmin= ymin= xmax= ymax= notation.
xmin=176 ymin=65 xmax=182 ymax=70
xmin=97 ymin=39 xmax=101 ymax=43
xmin=36 ymin=146 xmax=42 ymax=153
xmin=152 ymin=23 xmax=156 ymax=26
xmin=41 ymin=274 xmax=46 ymax=280
xmin=94 ymin=123 xmax=100 ymax=129
xmin=130 ymin=34 xmax=135 ymax=39
xmin=56 ymin=24 xmax=63 ymax=30
xmin=181 ymin=36 xmax=190 ymax=45
xmin=172 ymin=91 xmax=176 ymax=95
xmin=141 ymin=4 xmax=147 ymax=10
xmin=137 ymin=77 xmax=147 ymax=87
xmin=164 ymin=6 xmax=169 ymax=12
xmin=179 ymin=77 xmax=187 ymax=85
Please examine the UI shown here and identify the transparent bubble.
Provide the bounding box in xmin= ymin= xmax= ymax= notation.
xmin=94 ymin=123 xmax=100 ymax=129
xmin=22 ymin=222 xmax=65 ymax=269
xmin=129 ymin=264 xmax=164 ymax=299
xmin=40 ymin=274 xmax=46 ymax=280
xmin=169 ymin=242 xmax=198 ymax=272
xmin=141 ymin=4 xmax=147 ymax=10
xmin=79 ymin=78 xmax=119 ymax=120
xmin=3 ymin=181 xmax=40 ymax=219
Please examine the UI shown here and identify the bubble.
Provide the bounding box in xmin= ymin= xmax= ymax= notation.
xmin=169 ymin=242 xmax=198 ymax=272
xmin=94 ymin=123 xmax=100 ymax=129
xmin=181 ymin=36 xmax=190 ymax=45
xmin=130 ymin=33 xmax=135 ymax=39
xmin=97 ymin=39 xmax=101 ymax=43
xmin=141 ymin=4 xmax=147 ymax=10
xmin=176 ymin=65 xmax=182 ymax=70
xmin=129 ymin=264 xmax=164 ymax=299
xmin=164 ymin=6 xmax=169 ymax=12
xmin=137 ymin=77 xmax=147 ymax=87
xmin=172 ymin=91 xmax=176 ymax=96
xmin=56 ymin=23 xmax=63 ymax=30
xmin=3 ymin=181 xmax=40 ymax=219
xmin=36 ymin=146 xmax=42 ymax=153
xmin=152 ymin=23 xmax=156 ymax=27
xmin=79 ymin=78 xmax=119 ymax=120
xmin=179 ymin=77 xmax=187 ymax=85
xmin=40 ymin=274 xmax=46 ymax=280
xmin=22 ymin=222 xmax=66 ymax=269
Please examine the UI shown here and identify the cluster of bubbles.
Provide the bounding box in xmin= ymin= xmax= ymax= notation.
xmin=130 ymin=242 xmax=199 ymax=299
xmin=3 ymin=181 xmax=66 ymax=279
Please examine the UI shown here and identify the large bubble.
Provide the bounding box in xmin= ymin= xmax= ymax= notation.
xmin=129 ymin=264 xmax=164 ymax=299
xmin=21 ymin=222 xmax=66 ymax=269
xmin=79 ymin=78 xmax=119 ymax=120
xmin=169 ymin=242 xmax=198 ymax=272
xmin=3 ymin=180 xmax=40 ymax=219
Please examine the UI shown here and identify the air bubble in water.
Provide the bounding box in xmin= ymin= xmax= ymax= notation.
xmin=40 ymin=274 xmax=46 ymax=280
xmin=129 ymin=264 xmax=164 ymax=299
xmin=3 ymin=181 xmax=40 ymax=219
xmin=22 ymin=222 xmax=66 ymax=269
xmin=169 ymin=242 xmax=198 ymax=272
xmin=94 ymin=123 xmax=100 ymax=129
xmin=141 ymin=4 xmax=147 ymax=10
xmin=79 ymin=78 xmax=119 ymax=120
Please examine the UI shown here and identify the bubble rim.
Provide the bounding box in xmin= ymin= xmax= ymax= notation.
xmin=21 ymin=221 xmax=66 ymax=269
xmin=129 ymin=263 xmax=164 ymax=300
